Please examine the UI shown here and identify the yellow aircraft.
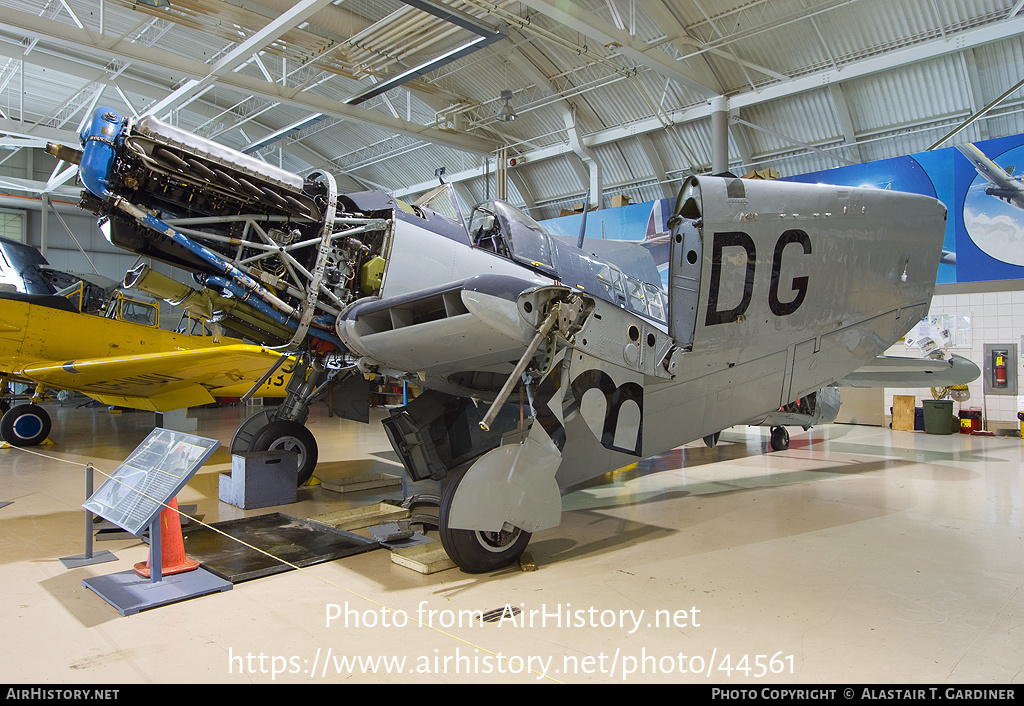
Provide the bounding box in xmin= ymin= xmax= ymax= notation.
xmin=0 ymin=288 xmax=291 ymax=446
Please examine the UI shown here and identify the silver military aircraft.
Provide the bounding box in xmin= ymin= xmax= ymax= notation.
xmin=63 ymin=107 xmax=977 ymax=573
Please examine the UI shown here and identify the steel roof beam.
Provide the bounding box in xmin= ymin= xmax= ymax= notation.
xmin=146 ymin=0 xmax=339 ymax=117
xmin=636 ymin=134 xmax=677 ymax=200
xmin=395 ymin=13 xmax=1024 ymax=197
xmin=641 ymin=1 xmax=724 ymax=95
xmin=2 ymin=5 xmax=499 ymax=156
xmin=516 ymin=0 xmax=722 ymax=99
xmin=828 ymin=84 xmax=864 ymax=163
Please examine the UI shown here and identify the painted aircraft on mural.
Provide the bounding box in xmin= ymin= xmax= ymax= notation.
xmin=957 ymin=142 xmax=1024 ymax=211
xmin=63 ymin=107 xmax=977 ymax=572
xmin=957 ymin=142 xmax=1024 ymax=269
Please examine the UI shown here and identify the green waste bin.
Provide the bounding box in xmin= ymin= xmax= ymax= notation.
xmin=922 ymin=399 xmax=955 ymax=435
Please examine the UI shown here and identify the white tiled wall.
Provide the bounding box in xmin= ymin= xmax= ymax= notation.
xmin=883 ymin=285 xmax=1024 ymax=426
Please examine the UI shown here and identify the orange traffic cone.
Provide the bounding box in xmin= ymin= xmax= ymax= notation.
xmin=134 ymin=497 xmax=200 ymax=578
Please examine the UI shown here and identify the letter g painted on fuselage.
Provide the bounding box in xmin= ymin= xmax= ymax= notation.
xmin=769 ymin=229 xmax=811 ymax=316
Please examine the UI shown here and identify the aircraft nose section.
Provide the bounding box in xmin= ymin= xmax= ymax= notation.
xmin=335 ymin=275 xmax=542 ymax=380
xmin=460 ymin=274 xmax=540 ymax=339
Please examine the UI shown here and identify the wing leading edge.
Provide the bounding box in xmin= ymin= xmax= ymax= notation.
xmin=19 ymin=344 xmax=291 ymax=411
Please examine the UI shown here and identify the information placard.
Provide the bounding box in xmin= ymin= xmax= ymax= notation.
xmin=83 ymin=428 xmax=219 ymax=536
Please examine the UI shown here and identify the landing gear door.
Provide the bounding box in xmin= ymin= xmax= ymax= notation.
xmin=668 ymin=178 xmax=703 ymax=349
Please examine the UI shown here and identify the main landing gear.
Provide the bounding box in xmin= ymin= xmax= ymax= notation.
xmin=438 ymin=468 xmax=532 ymax=573
xmin=0 ymin=404 xmax=51 ymax=447
xmin=229 ymin=354 xmax=326 ymax=487
xmin=770 ymin=426 xmax=790 ymax=451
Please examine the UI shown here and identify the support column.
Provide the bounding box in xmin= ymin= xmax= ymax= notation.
xmin=496 ymin=146 xmax=508 ymax=201
xmin=40 ymin=192 xmax=48 ymax=256
xmin=710 ymin=96 xmax=729 ymax=175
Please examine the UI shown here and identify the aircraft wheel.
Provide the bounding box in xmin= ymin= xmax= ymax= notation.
xmin=703 ymin=431 xmax=721 ymax=448
xmin=770 ymin=426 xmax=790 ymax=451
xmin=248 ymin=420 xmax=318 ymax=486
xmin=1 ymin=404 xmax=51 ymax=447
xmin=439 ymin=469 xmax=532 ymax=573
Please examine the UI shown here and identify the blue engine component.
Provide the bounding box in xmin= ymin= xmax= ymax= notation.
xmin=79 ymin=107 xmax=121 ymax=200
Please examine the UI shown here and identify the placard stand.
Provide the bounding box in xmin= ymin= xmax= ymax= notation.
xmin=60 ymin=463 xmax=117 ymax=568
xmin=81 ymin=515 xmax=232 ymax=617
xmin=80 ymin=429 xmax=232 ymax=615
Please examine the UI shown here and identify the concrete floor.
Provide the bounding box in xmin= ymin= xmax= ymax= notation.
xmin=1 ymin=402 xmax=1022 ymax=684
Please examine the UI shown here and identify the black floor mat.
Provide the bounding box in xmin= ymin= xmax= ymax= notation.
xmin=181 ymin=513 xmax=380 ymax=583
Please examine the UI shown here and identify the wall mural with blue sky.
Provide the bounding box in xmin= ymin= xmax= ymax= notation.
xmin=540 ymin=134 xmax=1024 ymax=286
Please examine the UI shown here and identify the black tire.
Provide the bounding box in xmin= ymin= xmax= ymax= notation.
xmin=439 ymin=468 xmax=532 ymax=573
xmin=770 ymin=426 xmax=790 ymax=451
xmin=703 ymin=431 xmax=721 ymax=448
xmin=248 ymin=420 xmax=318 ymax=486
xmin=1 ymin=404 xmax=51 ymax=447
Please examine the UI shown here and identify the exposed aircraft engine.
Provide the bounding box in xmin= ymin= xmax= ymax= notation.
xmin=67 ymin=107 xmax=392 ymax=352
xmin=59 ymin=107 xmax=425 ymax=485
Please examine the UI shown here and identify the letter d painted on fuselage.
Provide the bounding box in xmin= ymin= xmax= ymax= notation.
xmin=705 ymin=231 xmax=755 ymax=326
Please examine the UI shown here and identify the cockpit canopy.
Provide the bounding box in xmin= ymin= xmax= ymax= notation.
xmin=467 ymin=199 xmax=668 ymax=324
xmin=468 ymin=199 xmax=557 ymax=276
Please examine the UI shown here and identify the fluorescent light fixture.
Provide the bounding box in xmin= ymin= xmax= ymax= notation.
xmin=345 ymin=34 xmax=501 ymax=105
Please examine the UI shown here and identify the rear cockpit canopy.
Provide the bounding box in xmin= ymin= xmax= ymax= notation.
xmin=468 ymin=199 xmax=667 ymax=323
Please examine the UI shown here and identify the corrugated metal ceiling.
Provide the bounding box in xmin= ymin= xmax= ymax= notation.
xmin=0 ymin=0 xmax=1022 ymax=220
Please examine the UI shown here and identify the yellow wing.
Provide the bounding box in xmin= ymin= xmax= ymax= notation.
xmin=19 ymin=344 xmax=292 ymax=412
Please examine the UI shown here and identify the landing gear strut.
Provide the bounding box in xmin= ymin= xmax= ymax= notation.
xmin=229 ymin=353 xmax=328 ymax=486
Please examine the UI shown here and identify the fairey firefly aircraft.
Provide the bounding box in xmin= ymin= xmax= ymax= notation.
xmin=67 ymin=107 xmax=978 ymax=573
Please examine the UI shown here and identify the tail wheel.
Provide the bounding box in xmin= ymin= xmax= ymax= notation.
xmin=248 ymin=420 xmax=318 ymax=486
xmin=439 ymin=469 xmax=532 ymax=573
xmin=1 ymin=404 xmax=51 ymax=447
xmin=770 ymin=426 xmax=790 ymax=451
xmin=703 ymin=431 xmax=721 ymax=448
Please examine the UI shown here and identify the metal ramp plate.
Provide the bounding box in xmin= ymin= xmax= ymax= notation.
xmin=182 ymin=513 xmax=380 ymax=583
